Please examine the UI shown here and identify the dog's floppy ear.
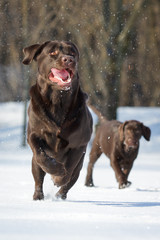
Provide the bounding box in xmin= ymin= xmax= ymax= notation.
xmin=119 ymin=121 xmax=129 ymax=142
xmin=22 ymin=44 xmax=41 ymax=65
xmin=22 ymin=41 xmax=50 ymax=65
xmin=141 ymin=123 xmax=151 ymax=141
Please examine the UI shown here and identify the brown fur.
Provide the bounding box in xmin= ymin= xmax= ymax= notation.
xmin=23 ymin=41 xmax=92 ymax=200
xmin=85 ymin=105 xmax=151 ymax=189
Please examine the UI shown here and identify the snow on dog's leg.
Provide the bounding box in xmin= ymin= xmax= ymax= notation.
xmin=119 ymin=181 xmax=132 ymax=189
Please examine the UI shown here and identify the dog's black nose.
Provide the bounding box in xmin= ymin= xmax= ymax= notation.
xmin=128 ymin=145 xmax=134 ymax=150
xmin=62 ymin=56 xmax=75 ymax=66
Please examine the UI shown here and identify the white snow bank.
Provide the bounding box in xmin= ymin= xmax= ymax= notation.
xmin=0 ymin=102 xmax=160 ymax=240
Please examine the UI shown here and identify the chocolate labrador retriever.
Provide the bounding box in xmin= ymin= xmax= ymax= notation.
xmin=85 ymin=105 xmax=151 ymax=189
xmin=22 ymin=40 xmax=92 ymax=200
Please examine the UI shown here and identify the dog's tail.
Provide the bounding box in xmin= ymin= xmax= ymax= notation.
xmin=88 ymin=104 xmax=106 ymax=122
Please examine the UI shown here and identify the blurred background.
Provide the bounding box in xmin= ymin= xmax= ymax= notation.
xmin=0 ymin=0 xmax=160 ymax=120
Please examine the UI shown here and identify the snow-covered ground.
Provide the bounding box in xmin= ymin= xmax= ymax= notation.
xmin=0 ymin=102 xmax=160 ymax=240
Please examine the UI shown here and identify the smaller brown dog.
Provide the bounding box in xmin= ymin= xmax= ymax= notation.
xmin=85 ymin=105 xmax=151 ymax=189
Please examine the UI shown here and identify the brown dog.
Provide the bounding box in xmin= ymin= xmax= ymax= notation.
xmin=22 ymin=41 xmax=92 ymax=200
xmin=85 ymin=106 xmax=151 ymax=189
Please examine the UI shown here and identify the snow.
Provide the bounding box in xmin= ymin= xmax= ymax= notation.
xmin=0 ymin=102 xmax=160 ymax=240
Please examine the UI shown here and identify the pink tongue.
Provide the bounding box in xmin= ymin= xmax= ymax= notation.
xmin=51 ymin=68 xmax=69 ymax=81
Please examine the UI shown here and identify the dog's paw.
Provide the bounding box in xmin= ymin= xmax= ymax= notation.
xmin=119 ymin=181 xmax=132 ymax=189
xmin=55 ymin=191 xmax=67 ymax=200
xmin=51 ymin=174 xmax=70 ymax=187
xmin=33 ymin=191 xmax=44 ymax=200
xmin=85 ymin=181 xmax=95 ymax=187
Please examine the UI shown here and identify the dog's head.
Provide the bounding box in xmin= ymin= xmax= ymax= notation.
xmin=22 ymin=41 xmax=79 ymax=90
xmin=119 ymin=120 xmax=151 ymax=152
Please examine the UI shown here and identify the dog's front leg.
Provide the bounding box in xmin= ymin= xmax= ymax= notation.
xmin=52 ymin=147 xmax=86 ymax=188
xmin=32 ymin=158 xmax=46 ymax=200
xmin=56 ymin=153 xmax=84 ymax=200
xmin=110 ymin=154 xmax=129 ymax=189
xmin=29 ymin=133 xmax=66 ymax=176
xmin=121 ymin=163 xmax=133 ymax=188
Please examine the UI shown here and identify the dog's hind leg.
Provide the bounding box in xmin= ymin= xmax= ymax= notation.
xmin=85 ymin=139 xmax=102 ymax=187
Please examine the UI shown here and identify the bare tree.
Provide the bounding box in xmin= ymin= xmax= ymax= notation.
xmin=0 ymin=0 xmax=160 ymax=121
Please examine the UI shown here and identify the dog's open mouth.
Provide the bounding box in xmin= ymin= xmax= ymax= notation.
xmin=49 ymin=68 xmax=73 ymax=88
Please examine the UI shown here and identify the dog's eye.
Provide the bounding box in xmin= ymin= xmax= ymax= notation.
xmin=71 ymin=52 xmax=75 ymax=57
xmin=135 ymin=130 xmax=140 ymax=135
xmin=49 ymin=50 xmax=59 ymax=56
